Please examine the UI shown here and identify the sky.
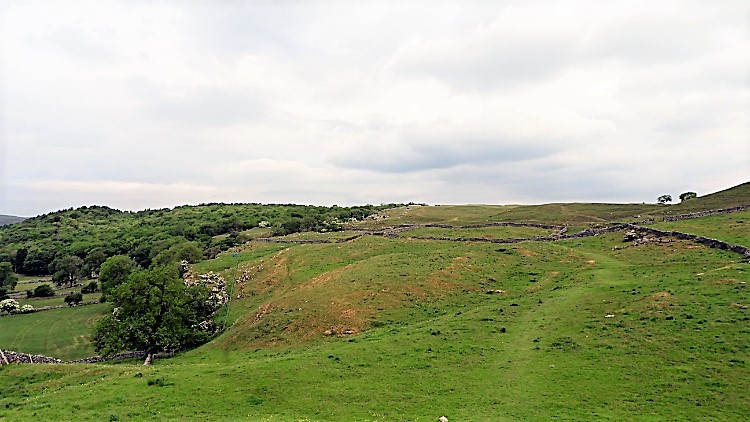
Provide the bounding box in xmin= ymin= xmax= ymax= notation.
xmin=1 ymin=0 xmax=748 ymax=217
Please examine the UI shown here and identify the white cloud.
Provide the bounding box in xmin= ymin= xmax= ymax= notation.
xmin=1 ymin=0 xmax=748 ymax=216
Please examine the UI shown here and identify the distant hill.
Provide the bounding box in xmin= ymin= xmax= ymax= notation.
xmin=0 ymin=214 xmax=25 ymax=226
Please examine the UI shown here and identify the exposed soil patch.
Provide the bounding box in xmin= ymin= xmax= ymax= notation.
xmin=520 ymin=249 xmax=538 ymax=257
xmin=712 ymin=278 xmax=738 ymax=285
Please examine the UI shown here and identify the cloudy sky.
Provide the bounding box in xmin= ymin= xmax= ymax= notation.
xmin=2 ymin=1 xmax=748 ymax=216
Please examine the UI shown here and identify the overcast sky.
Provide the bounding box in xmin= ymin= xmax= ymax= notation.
xmin=2 ymin=1 xmax=748 ymax=216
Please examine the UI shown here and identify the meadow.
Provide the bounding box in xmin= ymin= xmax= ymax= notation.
xmin=0 ymin=186 xmax=748 ymax=420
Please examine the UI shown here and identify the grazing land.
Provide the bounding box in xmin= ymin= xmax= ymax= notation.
xmin=0 ymin=304 xmax=107 ymax=360
xmin=0 ymin=183 xmax=748 ymax=421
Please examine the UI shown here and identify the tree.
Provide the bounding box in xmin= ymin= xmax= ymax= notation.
xmin=679 ymin=192 xmax=697 ymax=202
xmin=91 ymin=265 xmax=220 ymax=365
xmin=153 ymin=241 xmax=203 ymax=266
xmin=22 ymin=249 xmax=56 ymax=276
xmin=14 ymin=248 xmax=27 ymax=274
xmin=51 ymin=255 xmax=84 ymax=287
xmin=83 ymin=248 xmax=107 ymax=278
xmin=0 ymin=262 xmax=17 ymax=291
xmin=657 ymin=194 xmax=672 ymax=204
xmin=99 ymin=255 xmax=137 ymax=300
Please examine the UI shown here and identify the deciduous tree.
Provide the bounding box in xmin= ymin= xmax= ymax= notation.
xmin=679 ymin=192 xmax=697 ymax=202
xmin=99 ymin=255 xmax=137 ymax=300
xmin=0 ymin=262 xmax=17 ymax=291
xmin=657 ymin=194 xmax=672 ymax=204
xmin=92 ymin=265 xmax=220 ymax=365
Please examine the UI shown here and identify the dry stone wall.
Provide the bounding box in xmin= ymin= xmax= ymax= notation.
xmin=0 ymin=349 xmax=175 ymax=366
xmin=664 ymin=204 xmax=750 ymax=222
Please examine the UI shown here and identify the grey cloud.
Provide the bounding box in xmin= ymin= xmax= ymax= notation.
xmin=333 ymin=130 xmax=562 ymax=173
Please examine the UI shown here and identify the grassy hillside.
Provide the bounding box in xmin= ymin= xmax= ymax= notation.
xmin=664 ymin=182 xmax=750 ymax=213
xmin=0 ymin=182 xmax=748 ymax=420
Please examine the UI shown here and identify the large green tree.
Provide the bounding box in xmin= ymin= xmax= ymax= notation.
xmin=98 ymin=255 xmax=137 ymax=300
xmin=91 ymin=265 xmax=219 ymax=365
xmin=0 ymin=262 xmax=17 ymax=291
xmin=51 ymin=255 xmax=84 ymax=287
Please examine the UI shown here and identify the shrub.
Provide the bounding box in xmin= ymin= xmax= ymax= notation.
xmin=33 ymin=284 xmax=55 ymax=297
xmin=64 ymin=293 xmax=84 ymax=306
xmin=20 ymin=304 xmax=35 ymax=313
xmin=0 ymin=298 xmax=20 ymax=314
xmin=81 ymin=281 xmax=99 ymax=294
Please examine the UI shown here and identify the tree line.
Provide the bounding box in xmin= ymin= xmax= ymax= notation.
xmin=0 ymin=203 xmax=407 ymax=281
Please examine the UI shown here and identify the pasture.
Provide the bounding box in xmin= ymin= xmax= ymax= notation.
xmin=1 ymin=194 xmax=748 ymax=420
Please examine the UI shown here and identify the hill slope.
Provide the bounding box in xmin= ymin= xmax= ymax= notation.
xmin=0 ymin=182 xmax=748 ymax=420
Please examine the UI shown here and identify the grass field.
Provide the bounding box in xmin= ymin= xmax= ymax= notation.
xmin=401 ymin=225 xmax=558 ymax=239
xmin=0 ymin=304 xmax=107 ymax=360
xmin=17 ymin=292 xmax=102 ymax=307
xmin=652 ymin=210 xmax=750 ymax=246
xmin=1 ymin=187 xmax=749 ymax=421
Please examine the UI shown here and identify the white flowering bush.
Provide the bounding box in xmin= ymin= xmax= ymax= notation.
xmin=20 ymin=304 xmax=35 ymax=313
xmin=0 ymin=298 xmax=20 ymax=314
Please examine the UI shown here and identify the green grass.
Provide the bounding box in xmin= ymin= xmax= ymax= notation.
xmin=271 ymin=230 xmax=362 ymax=242
xmin=402 ymin=225 xmax=558 ymax=239
xmin=12 ymin=281 xmax=52 ymax=293
xmin=2 ymin=187 xmax=750 ymax=420
xmin=652 ymin=210 xmax=750 ymax=246
xmin=0 ymin=304 xmax=107 ymax=360
xmin=17 ymin=293 xmax=101 ymax=307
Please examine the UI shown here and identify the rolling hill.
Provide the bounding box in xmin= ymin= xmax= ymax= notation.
xmin=0 ymin=182 xmax=748 ymax=420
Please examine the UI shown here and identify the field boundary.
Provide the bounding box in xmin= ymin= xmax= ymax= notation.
xmin=0 ymin=349 xmax=174 ymax=366
xmin=663 ymin=203 xmax=750 ymax=221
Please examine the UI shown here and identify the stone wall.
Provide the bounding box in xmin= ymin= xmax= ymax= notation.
xmin=0 ymin=349 xmax=175 ymax=366
xmin=664 ymin=204 xmax=750 ymax=222
xmin=0 ymin=349 xmax=62 ymax=364
xmin=628 ymin=224 xmax=750 ymax=259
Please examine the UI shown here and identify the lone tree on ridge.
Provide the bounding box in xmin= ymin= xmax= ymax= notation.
xmin=657 ymin=194 xmax=672 ymax=204
xmin=679 ymin=192 xmax=697 ymax=202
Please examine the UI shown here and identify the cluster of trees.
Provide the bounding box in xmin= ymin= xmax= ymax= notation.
xmin=657 ymin=192 xmax=697 ymax=204
xmin=0 ymin=203 xmax=402 ymax=281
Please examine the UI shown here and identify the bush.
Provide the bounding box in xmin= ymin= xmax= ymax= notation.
xmin=64 ymin=293 xmax=84 ymax=306
xmin=20 ymin=304 xmax=35 ymax=313
xmin=33 ymin=284 xmax=55 ymax=297
xmin=81 ymin=281 xmax=99 ymax=294
xmin=0 ymin=298 xmax=20 ymax=314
